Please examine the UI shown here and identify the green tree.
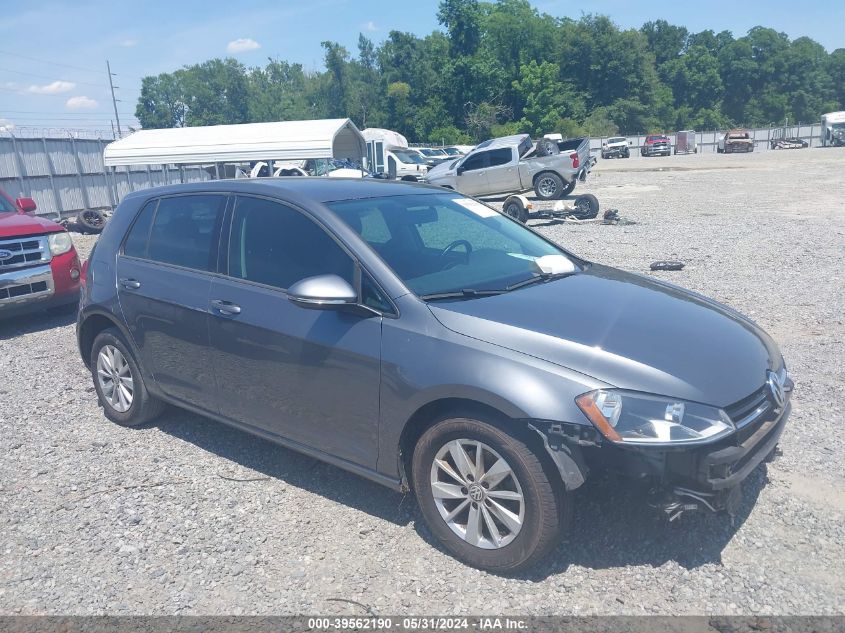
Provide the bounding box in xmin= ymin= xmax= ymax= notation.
xmin=512 ymin=60 xmax=582 ymax=135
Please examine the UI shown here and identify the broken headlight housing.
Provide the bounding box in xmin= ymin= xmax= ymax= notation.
xmin=575 ymin=390 xmax=734 ymax=445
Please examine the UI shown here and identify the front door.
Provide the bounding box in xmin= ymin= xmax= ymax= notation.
xmin=116 ymin=194 xmax=227 ymax=411
xmin=456 ymin=151 xmax=490 ymax=195
xmin=207 ymin=195 xmax=383 ymax=469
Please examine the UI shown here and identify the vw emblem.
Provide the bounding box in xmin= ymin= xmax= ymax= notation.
xmin=767 ymin=370 xmax=786 ymax=408
xmin=468 ymin=483 xmax=485 ymax=502
xmin=0 ymin=249 xmax=13 ymax=261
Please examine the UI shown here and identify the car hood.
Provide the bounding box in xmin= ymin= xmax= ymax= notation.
xmin=426 ymin=161 xmax=454 ymax=179
xmin=0 ymin=212 xmax=64 ymax=238
xmin=428 ymin=264 xmax=780 ymax=408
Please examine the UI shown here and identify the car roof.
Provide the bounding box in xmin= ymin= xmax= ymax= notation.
xmin=122 ymin=177 xmax=447 ymax=204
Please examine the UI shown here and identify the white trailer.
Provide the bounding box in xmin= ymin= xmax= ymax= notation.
xmin=821 ymin=111 xmax=845 ymax=147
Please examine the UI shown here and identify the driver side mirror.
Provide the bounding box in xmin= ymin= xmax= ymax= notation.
xmin=287 ymin=274 xmax=357 ymax=310
xmin=16 ymin=197 xmax=37 ymax=213
xmin=456 ymin=166 xmax=465 ymax=175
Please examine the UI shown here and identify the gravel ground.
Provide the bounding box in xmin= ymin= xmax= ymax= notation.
xmin=1 ymin=148 xmax=844 ymax=616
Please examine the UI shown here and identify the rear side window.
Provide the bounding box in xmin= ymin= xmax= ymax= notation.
xmin=123 ymin=201 xmax=156 ymax=258
xmin=488 ymin=148 xmax=512 ymax=167
xmin=146 ymin=195 xmax=225 ymax=271
xmin=227 ymin=196 xmax=354 ymax=290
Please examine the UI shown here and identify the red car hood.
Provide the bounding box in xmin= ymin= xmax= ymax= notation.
xmin=0 ymin=212 xmax=65 ymax=238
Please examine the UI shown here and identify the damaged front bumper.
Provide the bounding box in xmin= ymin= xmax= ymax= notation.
xmin=534 ymin=388 xmax=791 ymax=521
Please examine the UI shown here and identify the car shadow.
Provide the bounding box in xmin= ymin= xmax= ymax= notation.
xmin=0 ymin=309 xmax=76 ymax=340
xmin=153 ymin=407 xmax=415 ymax=529
xmin=153 ymin=407 xmax=766 ymax=578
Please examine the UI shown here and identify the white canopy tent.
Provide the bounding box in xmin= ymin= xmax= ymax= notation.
xmin=103 ymin=118 xmax=366 ymax=167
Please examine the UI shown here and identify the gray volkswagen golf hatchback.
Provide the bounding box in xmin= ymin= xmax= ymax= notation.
xmin=78 ymin=179 xmax=792 ymax=572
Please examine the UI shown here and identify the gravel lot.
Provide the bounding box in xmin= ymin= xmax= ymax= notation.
xmin=1 ymin=148 xmax=844 ymax=616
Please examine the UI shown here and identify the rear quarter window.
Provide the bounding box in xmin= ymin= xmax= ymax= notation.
xmin=123 ymin=200 xmax=157 ymax=258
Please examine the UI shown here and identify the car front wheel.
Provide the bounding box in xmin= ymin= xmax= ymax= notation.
xmin=412 ymin=416 xmax=568 ymax=572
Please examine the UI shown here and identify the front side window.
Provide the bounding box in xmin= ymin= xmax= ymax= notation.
xmin=228 ymin=196 xmax=354 ymax=290
xmin=144 ymin=195 xmax=225 ymax=271
xmin=329 ymin=193 xmax=577 ymax=298
xmin=460 ymin=152 xmax=487 ymax=172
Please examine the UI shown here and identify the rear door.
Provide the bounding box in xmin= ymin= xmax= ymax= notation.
xmin=116 ymin=193 xmax=227 ymax=411
xmin=207 ymin=195 xmax=384 ymax=468
xmin=455 ymin=151 xmax=490 ymax=195
xmin=483 ymin=147 xmax=521 ymax=193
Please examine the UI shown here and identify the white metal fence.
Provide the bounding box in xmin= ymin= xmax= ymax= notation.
xmin=589 ymin=123 xmax=823 ymax=155
xmin=0 ymin=133 xmax=209 ymax=220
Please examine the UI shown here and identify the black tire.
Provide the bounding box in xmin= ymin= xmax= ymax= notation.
xmin=77 ymin=209 xmax=106 ymax=234
xmin=571 ymin=193 xmax=599 ymax=219
xmin=503 ymin=199 xmax=528 ymax=223
xmin=90 ymin=327 xmax=165 ymax=427
xmin=535 ymin=138 xmax=559 ymax=157
xmin=533 ymin=172 xmax=566 ymax=201
xmin=412 ymin=416 xmax=568 ymax=573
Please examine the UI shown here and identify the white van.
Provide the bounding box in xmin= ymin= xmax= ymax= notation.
xmin=362 ymin=128 xmax=429 ymax=181
xmin=821 ymin=112 xmax=845 ymax=147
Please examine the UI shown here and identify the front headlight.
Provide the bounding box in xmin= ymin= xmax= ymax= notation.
xmin=48 ymin=232 xmax=73 ymax=256
xmin=575 ymin=390 xmax=734 ymax=445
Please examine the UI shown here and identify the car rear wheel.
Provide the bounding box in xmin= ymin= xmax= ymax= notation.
xmin=534 ymin=173 xmax=565 ymax=200
xmin=91 ymin=328 xmax=165 ymax=427
xmin=412 ymin=416 xmax=567 ymax=572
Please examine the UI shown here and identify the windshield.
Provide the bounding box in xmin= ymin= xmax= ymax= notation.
xmin=443 ymin=148 xmax=462 ymax=155
xmin=0 ymin=194 xmax=16 ymax=213
xmin=328 ymin=193 xmax=579 ymax=297
xmin=393 ymin=150 xmax=426 ymax=164
xmin=608 ymin=137 xmax=626 ymax=144
xmin=831 ymin=123 xmax=845 ymax=130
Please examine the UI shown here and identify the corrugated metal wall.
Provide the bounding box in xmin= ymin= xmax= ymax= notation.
xmin=0 ymin=135 xmax=210 ymax=220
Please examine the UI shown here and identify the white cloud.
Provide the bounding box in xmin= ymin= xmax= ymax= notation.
xmin=28 ymin=80 xmax=75 ymax=95
xmin=0 ymin=118 xmax=15 ymax=132
xmin=66 ymin=96 xmax=98 ymax=109
xmin=120 ymin=38 xmax=139 ymax=47
xmin=362 ymin=20 xmax=378 ymax=32
xmin=226 ymin=38 xmax=261 ymax=54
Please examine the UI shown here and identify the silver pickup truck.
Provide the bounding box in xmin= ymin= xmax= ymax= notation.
xmin=426 ymin=134 xmax=592 ymax=200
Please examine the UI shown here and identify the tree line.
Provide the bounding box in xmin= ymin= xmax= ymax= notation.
xmin=135 ymin=0 xmax=845 ymax=143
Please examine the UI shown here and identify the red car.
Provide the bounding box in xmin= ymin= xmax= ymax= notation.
xmin=0 ymin=189 xmax=81 ymax=317
xmin=640 ymin=134 xmax=672 ymax=157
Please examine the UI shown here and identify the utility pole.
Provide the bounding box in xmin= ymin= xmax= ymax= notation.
xmin=106 ymin=60 xmax=122 ymax=138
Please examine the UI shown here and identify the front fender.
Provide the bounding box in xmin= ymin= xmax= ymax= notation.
xmin=375 ymin=295 xmax=608 ymax=479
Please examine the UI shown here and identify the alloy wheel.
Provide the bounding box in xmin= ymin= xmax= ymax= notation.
xmin=430 ymin=439 xmax=525 ymax=549
xmin=96 ymin=344 xmax=134 ymax=413
xmin=537 ymin=177 xmax=557 ymax=198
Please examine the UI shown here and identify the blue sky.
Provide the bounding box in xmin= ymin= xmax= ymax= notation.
xmin=1 ymin=0 xmax=841 ymax=134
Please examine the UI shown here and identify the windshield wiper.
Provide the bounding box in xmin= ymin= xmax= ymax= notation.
xmin=505 ymin=272 xmax=574 ymax=291
xmin=420 ymin=288 xmax=508 ymax=301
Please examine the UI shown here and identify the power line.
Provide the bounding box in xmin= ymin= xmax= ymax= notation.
xmin=0 ymin=50 xmax=146 ymax=86
xmin=0 ymin=66 xmax=109 ymax=89
xmin=0 ymin=110 xmax=137 ymax=116
xmin=0 ymin=49 xmax=105 ymax=75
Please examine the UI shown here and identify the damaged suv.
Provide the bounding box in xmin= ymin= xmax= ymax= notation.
xmin=78 ymin=179 xmax=792 ymax=573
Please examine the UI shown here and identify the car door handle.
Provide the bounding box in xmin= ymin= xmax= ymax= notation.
xmin=119 ymin=278 xmax=141 ymax=289
xmin=210 ymin=299 xmax=241 ymax=315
